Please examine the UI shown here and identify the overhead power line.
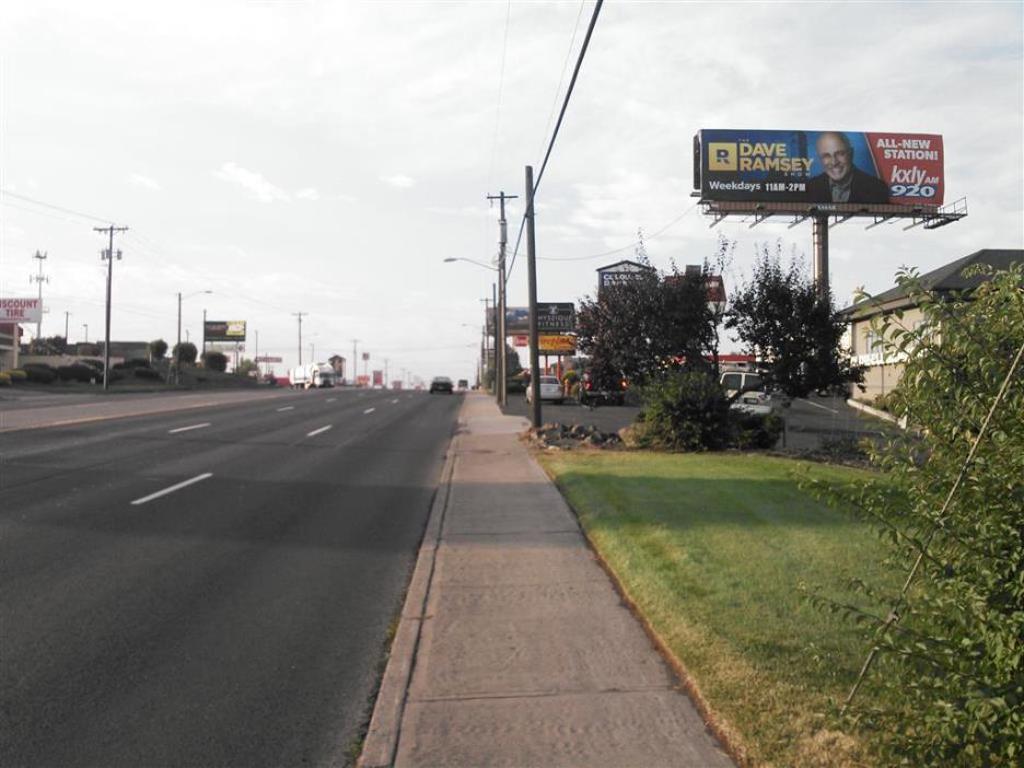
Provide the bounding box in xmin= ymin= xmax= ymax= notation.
xmin=508 ymin=0 xmax=604 ymax=278
xmin=537 ymin=201 xmax=700 ymax=262
xmin=0 ymin=188 xmax=114 ymax=225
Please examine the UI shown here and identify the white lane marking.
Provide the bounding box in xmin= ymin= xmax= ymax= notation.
xmin=391 ymin=398 xmax=399 ymax=404
xmin=277 ymin=406 xmax=295 ymax=412
xmin=327 ymin=398 xmax=336 ymax=403
xmin=131 ymin=473 xmax=213 ymax=506
xmin=168 ymin=422 xmax=211 ymax=434
xmin=307 ymin=425 xmax=333 ymax=437
xmin=800 ymin=398 xmax=839 ymax=414
xmin=364 ymin=407 xmax=376 ymax=414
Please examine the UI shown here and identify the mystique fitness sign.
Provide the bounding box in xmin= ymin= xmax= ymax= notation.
xmin=696 ymin=129 xmax=945 ymax=207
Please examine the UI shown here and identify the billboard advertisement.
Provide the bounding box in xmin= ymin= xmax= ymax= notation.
xmin=204 ymin=320 xmax=246 ymax=341
xmin=536 ymin=303 xmax=575 ymax=333
xmin=1 ymin=297 xmax=42 ymax=323
xmin=696 ymin=129 xmax=944 ymax=206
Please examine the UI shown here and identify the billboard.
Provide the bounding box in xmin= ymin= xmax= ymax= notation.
xmin=696 ymin=129 xmax=944 ymax=207
xmin=204 ymin=320 xmax=246 ymax=341
xmin=1 ymin=297 xmax=42 ymax=323
xmin=372 ymin=369 xmax=384 ymax=387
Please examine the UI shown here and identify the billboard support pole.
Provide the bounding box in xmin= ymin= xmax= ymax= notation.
xmin=525 ymin=165 xmax=541 ymax=429
xmin=813 ymin=215 xmax=829 ymax=301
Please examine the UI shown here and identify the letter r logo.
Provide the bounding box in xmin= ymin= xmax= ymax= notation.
xmin=708 ymin=143 xmax=738 ymax=171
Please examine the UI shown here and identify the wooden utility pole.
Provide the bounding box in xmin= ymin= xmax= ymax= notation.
xmin=93 ymin=226 xmax=128 ymax=390
xmin=524 ymin=166 xmax=541 ymax=428
xmin=487 ymin=190 xmax=517 ymax=408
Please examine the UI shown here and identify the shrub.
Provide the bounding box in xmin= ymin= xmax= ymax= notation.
xmin=149 ymin=339 xmax=168 ymax=360
xmin=9 ymin=369 xmax=27 ymax=382
xmin=810 ymin=264 xmax=1024 ymax=765
xmin=0 ymin=372 xmax=10 ymax=386
xmin=22 ymin=363 xmax=57 ymax=384
xmin=732 ymin=411 xmax=783 ymax=449
xmin=201 ymin=351 xmax=228 ymax=372
xmin=637 ymin=368 xmax=732 ymax=451
xmin=133 ymin=367 xmax=163 ymax=381
xmin=57 ymin=364 xmax=99 ymax=383
xmin=125 ymin=358 xmax=152 ymax=369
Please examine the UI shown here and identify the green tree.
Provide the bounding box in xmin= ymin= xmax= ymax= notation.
xmin=725 ymin=242 xmax=862 ymax=398
xmin=202 ymin=350 xmax=228 ymax=372
xmin=235 ymin=358 xmax=258 ymax=377
xmin=811 ymin=264 xmax=1024 ymax=765
xmin=575 ymin=256 xmax=722 ymax=387
xmin=149 ymin=339 xmax=168 ymax=360
xmin=172 ymin=341 xmax=198 ymax=365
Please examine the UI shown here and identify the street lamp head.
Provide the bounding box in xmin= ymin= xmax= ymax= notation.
xmin=443 ymin=258 xmax=457 ymax=263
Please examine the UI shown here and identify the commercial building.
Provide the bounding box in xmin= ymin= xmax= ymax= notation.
xmin=842 ymin=249 xmax=1021 ymax=402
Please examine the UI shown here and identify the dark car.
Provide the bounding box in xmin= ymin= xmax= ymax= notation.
xmin=578 ymin=369 xmax=627 ymax=406
xmin=429 ymin=376 xmax=454 ymax=394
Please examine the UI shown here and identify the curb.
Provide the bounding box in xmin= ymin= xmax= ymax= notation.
xmin=357 ymin=412 xmax=462 ymax=768
xmin=845 ymin=397 xmax=907 ymax=428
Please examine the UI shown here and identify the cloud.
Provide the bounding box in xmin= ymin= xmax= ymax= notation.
xmin=214 ymin=162 xmax=289 ymax=202
xmin=295 ymin=187 xmax=320 ymax=200
xmin=128 ymin=172 xmax=161 ymax=190
xmin=380 ymin=174 xmax=416 ymax=189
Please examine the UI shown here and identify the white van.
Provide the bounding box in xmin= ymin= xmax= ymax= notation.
xmin=720 ymin=370 xmax=772 ymax=415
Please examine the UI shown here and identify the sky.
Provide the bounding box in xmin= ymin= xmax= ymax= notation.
xmin=1 ymin=0 xmax=1022 ymax=384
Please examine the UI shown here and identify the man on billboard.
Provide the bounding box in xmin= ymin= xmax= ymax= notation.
xmin=806 ymin=131 xmax=889 ymax=204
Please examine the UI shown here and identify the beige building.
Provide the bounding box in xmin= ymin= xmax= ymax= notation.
xmin=842 ymin=249 xmax=1022 ymax=403
xmin=0 ymin=323 xmax=22 ymax=371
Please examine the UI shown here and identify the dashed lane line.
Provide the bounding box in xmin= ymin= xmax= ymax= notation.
xmin=131 ymin=473 xmax=214 ymax=506
xmin=276 ymin=406 xmax=295 ymax=412
xmin=167 ymin=422 xmax=211 ymax=434
xmin=307 ymin=425 xmax=333 ymax=437
xmin=364 ymin=408 xmax=376 ymax=414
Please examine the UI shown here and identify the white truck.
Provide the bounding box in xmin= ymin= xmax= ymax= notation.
xmin=289 ymin=363 xmax=337 ymax=389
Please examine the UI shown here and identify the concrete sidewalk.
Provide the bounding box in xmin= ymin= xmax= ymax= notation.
xmin=360 ymin=394 xmax=733 ymax=767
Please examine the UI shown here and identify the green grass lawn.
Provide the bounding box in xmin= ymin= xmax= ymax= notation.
xmin=539 ymin=450 xmax=899 ymax=768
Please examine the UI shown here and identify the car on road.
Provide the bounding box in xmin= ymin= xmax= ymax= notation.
xmin=721 ymin=370 xmax=772 ymax=415
xmin=429 ymin=376 xmax=454 ymax=394
xmin=457 ymin=379 xmax=469 ymax=391
xmin=525 ymin=374 xmax=563 ymax=404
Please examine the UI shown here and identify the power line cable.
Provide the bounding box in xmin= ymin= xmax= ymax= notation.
xmin=485 ymin=0 xmax=513 ymax=189
xmin=507 ymin=0 xmax=604 ymax=279
xmin=0 ymin=188 xmax=114 ymax=225
xmin=537 ymin=201 xmax=700 ymax=261
xmin=535 ymin=1 xmax=587 ymax=164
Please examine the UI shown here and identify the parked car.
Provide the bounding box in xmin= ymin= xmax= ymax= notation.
xmin=720 ymin=370 xmax=772 ymax=415
xmin=526 ymin=374 xmax=563 ymax=404
xmin=578 ymin=370 xmax=627 ymax=406
xmin=429 ymin=376 xmax=454 ymax=394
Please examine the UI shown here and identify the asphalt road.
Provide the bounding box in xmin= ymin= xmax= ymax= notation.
xmin=1 ymin=387 xmax=461 ymax=768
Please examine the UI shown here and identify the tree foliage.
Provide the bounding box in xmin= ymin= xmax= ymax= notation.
xmin=202 ymin=350 xmax=228 ymax=372
xmin=575 ymin=255 xmax=722 ymax=388
xmin=810 ymin=264 xmax=1024 ymax=765
xmin=149 ymin=339 xmax=168 ymax=360
xmin=234 ymin=358 xmax=258 ymax=377
xmin=725 ymin=242 xmax=862 ymax=398
xmin=172 ymin=341 xmax=198 ymax=365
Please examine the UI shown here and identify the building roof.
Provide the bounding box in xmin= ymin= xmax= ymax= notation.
xmin=842 ymin=248 xmax=1023 ymax=319
xmin=595 ymin=259 xmax=649 ymax=273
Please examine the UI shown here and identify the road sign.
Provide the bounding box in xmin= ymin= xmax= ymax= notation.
xmin=538 ymin=334 xmax=576 ymax=353
xmin=536 ymin=302 xmax=575 ymax=333
xmin=255 ymin=355 xmax=282 ymax=363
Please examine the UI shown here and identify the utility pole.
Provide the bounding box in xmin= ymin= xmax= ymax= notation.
xmin=351 ymin=339 xmax=359 ymax=386
xmin=94 ymin=225 xmax=128 ymax=391
xmin=480 ymin=297 xmax=490 ymax=389
xmin=524 ymin=166 xmax=541 ymax=428
xmin=293 ymin=312 xmax=307 ymax=366
xmin=30 ymin=250 xmax=49 ymax=345
xmin=488 ymin=190 xmax=517 ymax=408
xmin=82 ymin=323 xmax=88 ymax=343
xmin=202 ymin=309 xmax=207 ymax=357
xmin=64 ymin=311 xmax=70 ymax=345
xmin=384 ymin=358 xmax=389 ymax=386
xmin=492 ymin=282 xmax=498 ymax=394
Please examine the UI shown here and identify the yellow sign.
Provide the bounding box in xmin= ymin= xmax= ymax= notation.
xmin=538 ymin=334 xmax=576 ymax=353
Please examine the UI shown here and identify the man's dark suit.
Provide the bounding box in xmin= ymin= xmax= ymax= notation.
xmin=806 ymin=167 xmax=890 ymax=204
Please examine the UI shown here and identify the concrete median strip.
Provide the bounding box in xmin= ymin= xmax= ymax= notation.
xmin=130 ymin=473 xmax=213 ymax=506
